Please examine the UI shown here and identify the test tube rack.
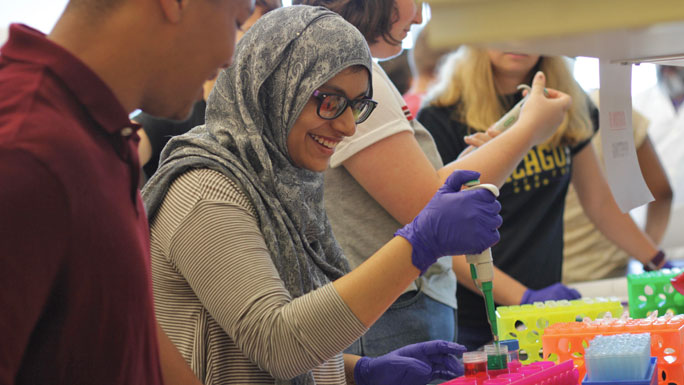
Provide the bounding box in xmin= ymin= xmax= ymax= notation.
xmin=541 ymin=315 xmax=684 ymax=385
xmin=496 ymin=298 xmax=623 ymax=364
xmin=443 ymin=360 xmax=578 ymax=385
xmin=628 ymin=269 xmax=684 ymax=318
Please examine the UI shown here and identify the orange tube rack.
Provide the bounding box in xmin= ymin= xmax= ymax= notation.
xmin=541 ymin=315 xmax=684 ymax=385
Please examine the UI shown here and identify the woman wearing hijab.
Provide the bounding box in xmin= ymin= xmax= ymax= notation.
xmin=294 ymin=0 xmax=571 ymax=357
xmin=142 ymin=6 xmax=501 ymax=385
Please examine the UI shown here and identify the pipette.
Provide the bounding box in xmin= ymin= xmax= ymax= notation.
xmin=491 ymin=84 xmax=532 ymax=132
xmin=463 ymin=180 xmax=501 ymax=348
xmin=469 ymin=82 xmax=548 ymax=343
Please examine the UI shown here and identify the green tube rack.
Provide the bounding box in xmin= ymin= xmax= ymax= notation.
xmin=627 ymin=268 xmax=684 ymax=318
xmin=496 ymin=297 xmax=623 ymax=365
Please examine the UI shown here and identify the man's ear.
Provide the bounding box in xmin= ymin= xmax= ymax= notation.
xmin=158 ymin=0 xmax=189 ymax=23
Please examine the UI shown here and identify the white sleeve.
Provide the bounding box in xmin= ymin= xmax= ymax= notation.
xmin=330 ymin=62 xmax=415 ymax=167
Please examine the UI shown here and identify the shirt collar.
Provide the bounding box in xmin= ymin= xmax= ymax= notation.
xmin=2 ymin=24 xmax=133 ymax=136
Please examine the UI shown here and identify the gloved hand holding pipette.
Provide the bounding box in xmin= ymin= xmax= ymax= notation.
xmin=395 ymin=170 xmax=502 ymax=274
xmin=462 ymin=180 xmax=501 ymax=342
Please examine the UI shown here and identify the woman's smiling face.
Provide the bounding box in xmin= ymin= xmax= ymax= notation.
xmin=287 ymin=67 xmax=370 ymax=172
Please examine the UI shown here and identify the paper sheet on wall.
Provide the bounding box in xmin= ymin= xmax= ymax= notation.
xmin=598 ymin=61 xmax=653 ymax=212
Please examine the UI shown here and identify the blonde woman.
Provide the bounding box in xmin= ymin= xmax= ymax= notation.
xmin=418 ymin=47 xmax=667 ymax=350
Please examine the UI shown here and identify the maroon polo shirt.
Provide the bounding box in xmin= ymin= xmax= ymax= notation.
xmin=0 ymin=24 xmax=164 ymax=385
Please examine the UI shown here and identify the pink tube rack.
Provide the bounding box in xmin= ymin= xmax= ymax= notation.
xmin=443 ymin=360 xmax=578 ymax=385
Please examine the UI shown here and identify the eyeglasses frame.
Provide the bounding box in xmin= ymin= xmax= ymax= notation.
xmin=311 ymin=90 xmax=378 ymax=124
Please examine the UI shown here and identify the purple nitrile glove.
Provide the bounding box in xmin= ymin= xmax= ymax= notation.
xmin=394 ymin=170 xmax=502 ymax=274
xmin=520 ymin=282 xmax=582 ymax=304
xmin=354 ymin=340 xmax=467 ymax=385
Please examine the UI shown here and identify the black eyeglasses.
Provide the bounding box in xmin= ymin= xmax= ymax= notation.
xmin=312 ymin=90 xmax=378 ymax=124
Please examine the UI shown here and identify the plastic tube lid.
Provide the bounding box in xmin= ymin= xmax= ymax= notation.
xmin=499 ymin=339 xmax=519 ymax=351
xmin=463 ymin=351 xmax=487 ymax=363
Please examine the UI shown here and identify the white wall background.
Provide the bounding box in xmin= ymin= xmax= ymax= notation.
xmin=1 ymin=0 xmax=69 ymax=34
xmin=573 ymin=57 xmax=657 ymax=97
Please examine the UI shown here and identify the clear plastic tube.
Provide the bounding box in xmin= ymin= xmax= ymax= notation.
xmin=499 ymin=339 xmax=521 ymax=373
xmin=463 ymin=351 xmax=489 ymax=385
xmin=485 ymin=344 xmax=509 ymax=378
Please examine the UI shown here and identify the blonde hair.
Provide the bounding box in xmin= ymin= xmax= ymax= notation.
xmin=425 ymin=46 xmax=592 ymax=148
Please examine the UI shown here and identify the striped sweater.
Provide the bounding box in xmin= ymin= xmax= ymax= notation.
xmin=149 ymin=168 xmax=367 ymax=384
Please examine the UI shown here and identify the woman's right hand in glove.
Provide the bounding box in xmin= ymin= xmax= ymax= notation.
xmin=395 ymin=170 xmax=502 ymax=273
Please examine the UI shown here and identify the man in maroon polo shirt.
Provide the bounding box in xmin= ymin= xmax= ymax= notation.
xmin=0 ymin=0 xmax=254 ymax=383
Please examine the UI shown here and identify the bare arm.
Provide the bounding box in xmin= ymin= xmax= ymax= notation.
xmin=343 ymin=72 xmax=571 ymax=225
xmin=157 ymin=323 xmax=203 ymax=385
xmin=572 ymin=144 xmax=661 ymax=266
xmin=333 ymin=236 xmax=420 ymax=326
xmin=636 ymin=136 xmax=672 ymax=244
xmin=442 ymin=124 xmax=538 ymax=187
xmin=343 ymin=109 xmax=562 ymax=225
xmin=452 ymin=256 xmax=526 ymax=306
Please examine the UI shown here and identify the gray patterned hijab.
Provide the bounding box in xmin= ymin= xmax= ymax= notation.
xmin=142 ymin=6 xmax=372 ymax=382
